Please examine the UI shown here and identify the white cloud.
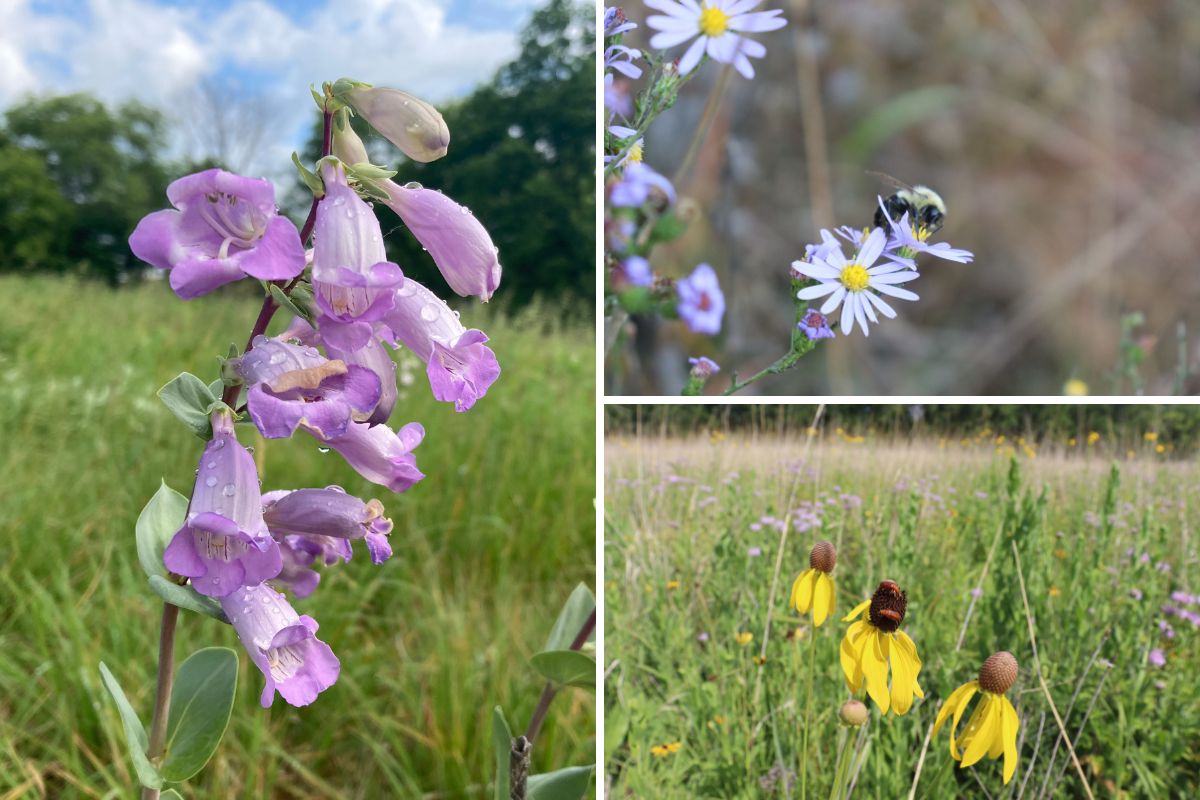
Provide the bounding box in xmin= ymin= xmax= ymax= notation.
xmin=0 ymin=0 xmax=539 ymax=176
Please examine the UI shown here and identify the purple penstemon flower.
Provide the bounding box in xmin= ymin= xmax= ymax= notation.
xmin=645 ymin=0 xmax=787 ymax=79
xmin=381 ymin=277 xmax=500 ymax=412
xmin=324 ymin=420 xmax=426 ymax=494
xmin=676 ymin=263 xmax=725 ymax=335
xmin=163 ymin=411 xmax=281 ymax=597
xmin=234 ymin=335 xmax=381 ymax=441
xmin=263 ymin=486 xmax=394 ymax=565
xmin=379 ymin=179 xmax=501 ymax=302
xmin=220 ymin=582 xmax=340 ymax=707
xmin=876 ymin=198 xmax=974 ymax=265
xmin=798 ymin=309 xmax=834 ymax=340
xmin=311 ymin=163 xmax=404 ymax=334
xmin=129 ymin=169 xmax=306 ymax=299
xmin=609 ymin=161 xmax=676 ymax=207
xmin=792 ymin=228 xmax=920 ymax=337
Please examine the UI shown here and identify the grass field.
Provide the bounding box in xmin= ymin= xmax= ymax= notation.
xmin=604 ymin=431 xmax=1200 ymax=798
xmin=0 ymin=275 xmax=596 ymax=798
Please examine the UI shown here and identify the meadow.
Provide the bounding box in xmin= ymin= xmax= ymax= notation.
xmin=0 ymin=275 xmax=596 ymax=798
xmin=604 ymin=429 xmax=1200 ymax=798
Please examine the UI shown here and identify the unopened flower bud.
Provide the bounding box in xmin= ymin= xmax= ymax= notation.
xmin=332 ymin=120 xmax=370 ymax=165
xmin=345 ymin=86 xmax=449 ymax=163
xmin=839 ymin=699 xmax=868 ymax=727
xmin=978 ymin=651 xmax=1018 ymax=694
xmin=809 ymin=540 xmax=836 ymax=573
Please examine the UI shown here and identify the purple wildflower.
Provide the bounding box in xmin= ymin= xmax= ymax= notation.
xmin=798 ymin=309 xmax=834 ymax=340
xmin=1148 ymin=649 xmax=1166 ymax=668
xmin=163 ymin=411 xmax=281 ymax=597
xmin=380 ymin=179 xmax=501 ymax=302
xmin=323 ymin=420 xmax=426 ymax=494
xmin=697 ymin=632 xmax=710 ymax=642
xmin=645 ymin=0 xmax=787 ymax=79
xmin=381 ymin=278 xmax=500 ymax=412
xmin=676 ymin=263 xmax=725 ymax=335
xmin=262 ymin=486 xmax=394 ymax=565
xmin=220 ymin=583 xmax=340 ymax=707
xmin=604 ymin=6 xmax=637 ymax=37
xmin=688 ymin=356 xmax=720 ymax=378
xmin=129 ymin=169 xmax=305 ymax=299
xmin=618 ymin=255 xmax=654 ymax=288
xmin=609 ymin=161 xmax=675 ymax=207
xmin=970 ymin=587 xmax=983 ymax=599
xmin=876 ymin=198 xmax=974 ymax=265
xmin=1130 ymin=588 xmax=1143 ymax=601
xmin=747 ymin=547 xmax=762 ymax=557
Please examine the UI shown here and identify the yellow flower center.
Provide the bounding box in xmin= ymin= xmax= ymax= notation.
xmin=839 ymin=264 xmax=870 ymax=292
xmin=627 ymin=141 xmax=643 ymax=163
xmin=698 ymin=6 xmax=729 ymax=36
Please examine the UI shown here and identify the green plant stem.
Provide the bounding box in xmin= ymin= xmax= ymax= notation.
xmin=828 ymin=727 xmax=854 ymax=800
xmin=141 ymin=602 xmax=179 ymax=800
xmin=800 ymin=628 xmax=816 ymax=799
xmin=524 ymin=609 xmax=596 ymax=743
xmin=671 ymin=62 xmax=733 ymax=187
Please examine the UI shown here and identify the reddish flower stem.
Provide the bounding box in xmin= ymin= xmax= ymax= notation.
xmin=524 ymin=609 xmax=596 ymax=744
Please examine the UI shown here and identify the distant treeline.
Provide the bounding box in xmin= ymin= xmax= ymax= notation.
xmin=0 ymin=0 xmax=593 ymax=308
xmin=605 ymin=404 xmax=1200 ymax=445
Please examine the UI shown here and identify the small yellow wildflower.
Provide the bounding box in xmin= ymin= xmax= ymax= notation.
xmin=995 ymin=435 xmax=1006 ymax=445
xmin=934 ymin=651 xmax=1020 ymax=784
xmin=1087 ymin=431 xmax=1100 ymax=446
xmin=1063 ymin=378 xmax=1089 ymax=396
xmin=1145 ymin=431 xmax=1158 ymax=442
xmin=840 ymin=580 xmax=924 ymax=716
xmin=735 ymin=631 xmax=753 ymax=646
xmin=790 ymin=541 xmax=838 ymax=627
xmin=1068 ymin=437 xmax=1077 ymax=447
xmin=666 ymin=580 xmax=680 ymax=590
xmin=752 ymin=655 xmax=767 ymax=666
xmin=650 ymin=741 xmax=682 ymax=757
xmin=1048 ymin=586 xmax=1061 ymax=598
xmin=1156 ymin=444 xmax=1166 ymax=454
xmin=1054 ymin=548 xmax=1066 ymax=560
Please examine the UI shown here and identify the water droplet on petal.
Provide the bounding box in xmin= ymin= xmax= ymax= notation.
xmin=206 ymin=460 xmax=217 ymax=470
xmin=331 ymin=195 xmax=346 ymax=207
xmin=205 ymin=476 xmax=218 ymax=488
xmin=222 ymin=483 xmax=237 ymax=497
xmin=420 ymin=305 xmax=439 ymax=322
xmin=268 ymin=351 xmax=285 ymax=365
xmin=396 ymin=282 xmax=416 ymax=297
xmin=460 ymin=206 xmax=471 ymax=215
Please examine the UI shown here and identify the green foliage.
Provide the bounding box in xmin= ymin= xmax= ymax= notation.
xmin=542 ymin=583 xmax=595 ymax=652
xmin=160 ymin=648 xmax=238 ymax=783
xmin=527 ymin=764 xmax=595 ymax=799
xmin=531 ymin=651 xmax=595 ymax=690
xmin=157 ymin=372 xmax=226 ymax=439
xmin=98 ymin=662 xmax=162 ymax=789
xmin=0 ymin=275 xmax=593 ymax=797
xmin=135 ymin=481 xmax=187 ymax=580
xmin=301 ymin=0 xmax=595 ymax=307
xmin=0 ymin=94 xmax=169 ymax=283
xmin=148 ymin=575 xmax=228 ymax=623
xmin=605 ymin=434 xmax=1200 ymax=798
xmin=492 ymin=706 xmax=513 ymax=800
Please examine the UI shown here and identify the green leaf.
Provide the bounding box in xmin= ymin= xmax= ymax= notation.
xmin=160 ymin=647 xmax=238 ymax=782
xmin=135 ymin=481 xmax=187 ymax=580
xmin=157 ymin=372 xmax=218 ymax=439
xmin=542 ymin=583 xmax=595 ymax=653
xmin=292 ymin=152 xmax=324 ymax=196
xmin=347 ymin=162 xmax=397 ymax=181
xmin=98 ymin=662 xmax=162 ymax=790
xmin=148 ymin=575 xmax=228 ymax=623
xmin=604 ymin=703 xmax=629 ymax=763
xmin=530 ymin=650 xmax=595 ymax=690
xmin=160 ymin=791 xmax=184 ymax=800
xmin=527 ymin=765 xmax=595 ymax=800
xmin=269 ymin=283 xmax=316 ymax=326
xmin=492 ymin=706 xmax=512 ymax=800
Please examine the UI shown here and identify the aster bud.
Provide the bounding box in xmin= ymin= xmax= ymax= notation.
xmin=809 ymin=540 xmax=836 ymax=573
xmin=344 ymin=86 xmax=449 ymax=163
xmin=839 ymin=699 xmax=868 ymax=727
xmin=978 ymin=651 xmax=1018 ymax=694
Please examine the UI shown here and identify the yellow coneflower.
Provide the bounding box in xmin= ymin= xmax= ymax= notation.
xmin=1144 ymin=431 xmax=1158 ymax=442
xmin=650 ymin=741 xmax=683 ymax=757
xmin=735 ymin=631 xmax=753 ymax=646
xmin=1048 ymin=586 xmax=1060 ymax=598
xmin=790 ymin=541 xmax=837 ymax=627
xmin=1063 ymin=378 xmax=1088 ymax=396
xmin=1087 ymin=431 xmax=1100 ymax=445
xmin=933 ymin=651 xmax=1020 ymax=784
xmin=840 ymin=580 xmax=924 ymax=715
xmin=1156 ymin=444 xmax=1166 ymax=454
xmin=666 ymin=579 xmax=680 ymax=590
xmin=752 ymin=654 xmax=767 ymax=666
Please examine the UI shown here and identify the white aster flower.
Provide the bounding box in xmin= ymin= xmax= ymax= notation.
xmin=792 ymin=228 xmax=920 ymax=337
xmin=645 ymin=0 xmax=787 ymax=79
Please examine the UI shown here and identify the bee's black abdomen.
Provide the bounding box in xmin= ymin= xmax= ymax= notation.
xmin=874 ymin=193 xmax=912 ymax=230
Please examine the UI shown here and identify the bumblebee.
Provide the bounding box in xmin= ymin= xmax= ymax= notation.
xmin=869 ymin=173 xmax=946 ymax=235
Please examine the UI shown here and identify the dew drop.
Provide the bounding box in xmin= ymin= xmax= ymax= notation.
xmin=206 ymin=460 xmax=218 ymax=470
xmin=331 ymin=195 xmax=346 ymax=207
xmin=420 ymin=305 xmax=439 ymax=322
xmin=205 ymin=476 xmax=218 ymax=487
xmin=268 ymin=351 xmax=286 ymax=365
xmin=460 ymin=206 xmax=471 ymax=215
xmin=317 ymin=447 xmax=331 ymax=454
xmin=346 ymin=209 xmax=355 ymax=218
xmin=223 ymin=483 xmax=237 ymax=497
xmin=404 ymin=181 xmax=423 ymax=190
xmin=396 ymin=282 xmax=416 ymax=297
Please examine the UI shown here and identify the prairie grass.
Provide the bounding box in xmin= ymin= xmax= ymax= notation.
xmin=0 ymin=275 xmax=596 ymax=798
xmin=604 ymin=432 xmax=1200 ymax=798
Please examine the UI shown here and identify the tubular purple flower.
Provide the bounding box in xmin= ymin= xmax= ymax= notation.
xmin=220 ymin=582 xmax=340 ymax=707
xmin=129 ymin=169 xmax=305 ymax=299
xmin=380 ymin=179 xmax=502 ymax=302
xmin=234 ymin=336 xmax=381 ymax=441
xmin=163 ymin=411 xmax=281 ymax=597
xmin=343 ymin=85 xmax=449 ymax=163
xmin=381 ymin=278 xmax=500 ymax=412
xmin=262 ymin=486 xmax=394 ymax=565
xmin=311 ymin=163 xmax=404 ymax=328
xmin=322 ymin=329 xmax=397 ymax=426
xmin=324 ymin=421 xmax=426 ymax=493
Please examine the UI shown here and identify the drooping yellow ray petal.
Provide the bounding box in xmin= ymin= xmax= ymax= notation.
xmin=948 ymin=681 xmax=979 ymax=759
xmin=889 ymin=634 xmax=916 ymax=715
xmin=1001 ymin=696 xmax=1020 ymax=784
xmin=861 ymin=629 xmax=892 ymax=714
xmin=823 ymin=573 xmax=836 ymax=619
xmin=813 ymin=572 xmax=834 ymax=626
xmin=791 ymin=569 xmax=815 ymax=613
xmin=842 ymin=598 xmax=870 ymax=622
xmin=840 ymin=620 xmax=869 ymax=692
xmin=960 ymin=695 xmax=999 ymax=768
xmin=933 ymin=680 xmax=976 ymax=741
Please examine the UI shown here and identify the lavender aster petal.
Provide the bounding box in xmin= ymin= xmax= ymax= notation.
xmin=676 ymin=263 xmax=725 ymax=335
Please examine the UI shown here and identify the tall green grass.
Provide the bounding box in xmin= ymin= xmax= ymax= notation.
xmin=0 ymin=276 xmax=596 ymax=798
xmin=604 ymin=434 xmax=1200 ymax=798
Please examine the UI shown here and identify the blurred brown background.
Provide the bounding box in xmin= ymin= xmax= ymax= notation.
xmin=613 ymin=0 xmax=1200 ymax=395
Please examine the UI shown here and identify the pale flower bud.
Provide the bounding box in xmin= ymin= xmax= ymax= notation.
xmin=345 ymin=87 xmax=449 ymax=163
xmin=332 ymin=121 xmax=370 ymax=166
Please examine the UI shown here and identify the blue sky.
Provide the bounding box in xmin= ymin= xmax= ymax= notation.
xmin=1 ymin=0 xmax=545 ymax=176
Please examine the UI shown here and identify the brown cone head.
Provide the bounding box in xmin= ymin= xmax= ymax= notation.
xmin=868 ymin=579 xmax=907 ymax=633
xmin=809 ymin=541 xmax=837 ymax=573
xmin=978 ymin=651 xmax=1018 ymax=694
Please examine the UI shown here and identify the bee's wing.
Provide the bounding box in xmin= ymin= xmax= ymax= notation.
xmin=865 ymin=170 xmax=915 ymax=193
